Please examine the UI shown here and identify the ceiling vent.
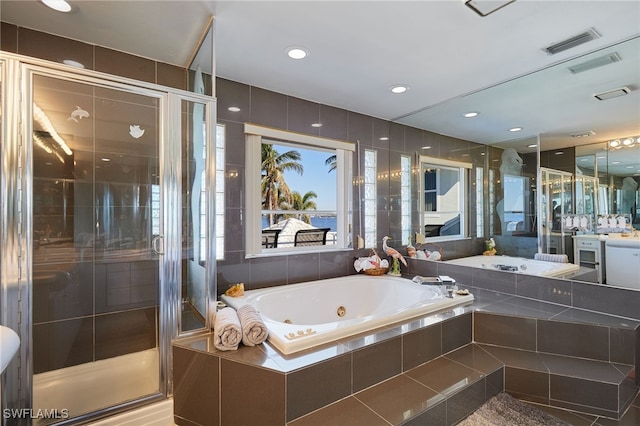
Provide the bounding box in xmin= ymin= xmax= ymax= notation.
xmin=594 ymin=87 xmax=631 ymax=101
xmin=570 ymin=131 xmax=596 ymax=138
xmin=568 ymin=52 xmax=622 ymax=74
xmin=544 ymin=28 xmax=600 ymax=55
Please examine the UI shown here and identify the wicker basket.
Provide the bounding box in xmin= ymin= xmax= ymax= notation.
xmin=363 ymin=267 xmax=389 ymax=276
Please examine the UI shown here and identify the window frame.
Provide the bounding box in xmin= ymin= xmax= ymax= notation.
xmin=244 ymin=124 xmax=354 ymax=257
xmin=419 ymin=155 xmax=471 ymax=242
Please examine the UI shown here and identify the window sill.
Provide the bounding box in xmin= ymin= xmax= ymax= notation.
xmin=245 ymin=246 xmax=352 ymax=259
xmin=423 ymin=236 xmax=471 ymax=244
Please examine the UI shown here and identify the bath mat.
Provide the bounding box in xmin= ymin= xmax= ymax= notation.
xmin=457 ymin=393 xmax=570 ymax=426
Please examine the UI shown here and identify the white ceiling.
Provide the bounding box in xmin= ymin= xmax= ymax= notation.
xmin=2 ymin=0 xmax=640 ymax=166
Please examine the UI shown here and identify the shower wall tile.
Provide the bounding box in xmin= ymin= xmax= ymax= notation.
xmin=248 ymin=255 xmax=289 ymax=290
xmin=95 ymin=46 xmax=155 ymax=83
xmin=224 ymin=206 xmax=245 ymax=253
xmin=250 ymin=86 xmax=288 ymax=129
xmin=287 ymin=253 xmax=320 ymax=284
xmin=173 ymin=346 xmax=219 ymax=426
xmin=33 ymin=317 xmax=94 ymax=373
xmin=286 ymin=352 xmax=352 ymax=421
xmin=0 ymin=22 xmax=17 ymax=52
xmin=221 ymin=120 xmax=247 ymax=167
xmin=216 ymin=252 xmax=251 ymax=295
xmin=18 ymin=27 xmax=94 ymax=70
xmin=220 ymin=358 xmax=286 ymax=426
xmin=319 ymin=104 xmax=348 ymax=141
xmin=95 ymin=307 xmax=157 ymax=360
xmin=287 ymin=96 xmax=320 ymax=135
xmin=157 ymin=62 xmax=187 ymax=91
xmin=217 ymin=78 xmax=251 ymax=123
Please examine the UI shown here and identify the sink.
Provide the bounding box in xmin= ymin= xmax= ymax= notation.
xmin=0 ymin=325 xmax=19 ymax=373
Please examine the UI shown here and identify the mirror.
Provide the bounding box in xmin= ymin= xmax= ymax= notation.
xmin=396 ymin=36 xmax=640 ymax=291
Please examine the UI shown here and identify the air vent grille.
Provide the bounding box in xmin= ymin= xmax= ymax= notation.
xmin=594 ymin=87 xmax=631 ymax=101
xmin=570 ymin=131 xmax=596 ymax=138
xmin=544 ymin=28 xmax=600 ymax=55
xmin=568 ymin=53 xmax=621 ymax=74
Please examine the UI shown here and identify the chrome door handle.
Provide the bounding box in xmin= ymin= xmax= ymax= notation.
xmin=152 ymin=235 xmax=164 ymax=255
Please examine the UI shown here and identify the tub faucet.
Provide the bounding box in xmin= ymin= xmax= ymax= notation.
xmin=412 ymin=275 xmax=454 ymax=298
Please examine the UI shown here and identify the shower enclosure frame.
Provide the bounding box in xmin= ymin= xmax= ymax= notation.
xmin=0 ymin=52 xmax=216 ymax=424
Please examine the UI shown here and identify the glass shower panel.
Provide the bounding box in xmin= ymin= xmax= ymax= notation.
xmin=181 ymin=99 xmax=208 ymax=332
xmin=31 ymin=74 xmax=161 ymax=421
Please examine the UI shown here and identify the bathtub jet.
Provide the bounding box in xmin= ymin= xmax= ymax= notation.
xmin=221 ymin=275 xmax=473 ymax=355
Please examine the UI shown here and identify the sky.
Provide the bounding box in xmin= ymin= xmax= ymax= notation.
xmin=274 ymin=144 xmax=337 ymax=211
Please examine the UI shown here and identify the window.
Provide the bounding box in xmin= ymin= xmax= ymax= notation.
xmin=214 ymin=124 xmax=225 ymax=260
xmin=245 ymin=124 xmax=353 ymax=256
xmin=400 ymin=155 xmax=411 ymax=245
xmin=363 ymin=150 xmax=377 ymax=248
xmin=420 ymin=156 xmax=471 ymax=241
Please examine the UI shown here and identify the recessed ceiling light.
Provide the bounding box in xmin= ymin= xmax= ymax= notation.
xmin=379 ymin=137 xmax=389 ymax=141
xmin=62 ymin=59 xmax=84 ymax=68
xmin=609 ymin=140 xmax=621 ymax=147
xmin=623 ymin=138 xmax=634 ymax=146
xmin=390 ymin=85 xmax=409 ymax=94
xmin=40 ymin=0 xmax=73 ymax=12
xmin=463 ymin=112 xmax=479 ymax=118
xmin=227 ymin=106 xmax=241 ymax=112
xmin=311 ymin=123 xmax=322 ymax=128
xmin=509 ymin=127 xmax=523 ymax=132
xmin=286 ymin=47 xmax=308 ymax=60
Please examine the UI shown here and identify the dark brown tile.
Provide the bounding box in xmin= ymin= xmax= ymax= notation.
xmin=95 ymin=46 xmax=155 ymax=83
xmin=157 ymin=62 xmax=187 ymax=90
xmin=446 ymin=377 xmax=487 ymax=425
xmin=610 ymin=327 xmax=637 ymax=365
xmin=444 ymin=344 xmax=503 ymax=375
xmin=318 ymin=104 xmax=348 ymax=141
xmin=221 ymin=358 xmax=285 ymax=425
xmin=287 ymin=253 xmax=320 ymax=284
xmin=505 ymin=367 xmax=549 ymax=404
xmin=406 ymin=357 xmax=483 ymax=396
xmin=471 ymin=268 xmax=517 ymax=294
xmin=173 ymin=346 xmax=219 ymax=426
xmin=402 ymin=323 xmax=442 ymax=370
xmin=402 ymin=399 xmax=447 ymax=426
xmin=287 ymin=96 xmax=320 ymax=135
xmin=551 ymin=375 xmax=619 ymax=412
xmin=525 ymin=402 xmax=598 ymax=426
xmin=287 ymin=396 xmax=388 ymax=426
xmin=286 ymin=353 xmax=352 ymax=421
xmin=352 ymin=336 xmax=402 ymax=392
xmin=95 ymin=307 xmax=157 ymax=359
xmin=1 ymin=22 xmax=18 ymax=53
xmin=216 ymin=78 xmax=251 ymax=123
xmin=442 ymin=312 xmax=473 ymax=353
xmin=486 ymin=368 xmax=504 ymax=398
xmin=480 ymin=345 xmax=547 ymax=372
xmin=537 ymin=320 xmax=609 ymax=361
xmin=596 ymin=403 xmax=640 ymax=425
xmin=33 ymin=317 xmax=93 ymax=373
xmin=250 ymin=86 xmax=287 ymax=129
xmin=539 ymin=353 xmax=629 ymax=384
xmin=18 ymin=27 xmax=94 ymax=69
xmin=355 ymin=374 xmax=443 ymax=424
xmin=474 ymin=312 xmax=537 ymax=350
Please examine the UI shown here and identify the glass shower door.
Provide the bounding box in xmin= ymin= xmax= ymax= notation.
xmin=30 ymin=73 xmax=163 ymax=422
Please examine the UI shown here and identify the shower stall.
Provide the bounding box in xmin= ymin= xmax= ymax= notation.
xmin=0 ymin=54 xmax=216 ymax=424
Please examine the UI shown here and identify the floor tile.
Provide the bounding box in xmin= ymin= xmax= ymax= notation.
xmin=355 ymin=374 xmax=443 ymax=425
xmin=287 ymin=396 xmax=389 ymax=426
xmin=539 ymin=353 xmax=629 ymax=384
xmin=525 ymin=402 xmax=598 ymax=426
xmin=478 ymin=344 xmax=548 ymax=372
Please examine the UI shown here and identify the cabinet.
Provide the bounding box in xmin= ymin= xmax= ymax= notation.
xmin=573 ymin=235 xmax=606 ymax=283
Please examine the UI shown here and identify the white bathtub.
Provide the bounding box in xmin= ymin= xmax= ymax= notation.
xmin=445 ymin=255 xmax=579 ymax=278
xmin=221 ymin=275 xmax=473 ymax=355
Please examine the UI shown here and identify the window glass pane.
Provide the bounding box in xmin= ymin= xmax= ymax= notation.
xmin=364 ymin=150 xmax=377 ymax=248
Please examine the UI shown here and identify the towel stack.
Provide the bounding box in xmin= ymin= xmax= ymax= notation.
xmin=212 ymin=305 xmax=269 ymax=351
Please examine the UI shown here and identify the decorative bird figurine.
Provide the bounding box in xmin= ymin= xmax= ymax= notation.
xmin=382 ymin=236 xmax=407 ymax=275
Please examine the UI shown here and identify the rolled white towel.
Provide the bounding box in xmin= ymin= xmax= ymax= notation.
xmin=237 ymin=304 xmax=269 ymax=346
xmin=213 ymin=307 xmax=242 ymax=351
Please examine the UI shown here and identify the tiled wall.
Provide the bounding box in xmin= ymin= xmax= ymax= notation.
xmin=216 ymin=77 xmax=486 ymax=293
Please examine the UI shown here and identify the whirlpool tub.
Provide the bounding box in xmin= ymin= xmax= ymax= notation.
xmin=445 ymin=255 xmax=580 ymax=278
xmin=221 ymin=274 xmax=473 ymax=354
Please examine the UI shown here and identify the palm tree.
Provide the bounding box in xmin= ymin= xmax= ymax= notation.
xmin=280 ymin=191 xmax=318 ymax=224
xmin=261 ymin=144 xmax=303 ymax=225
xmin=325 ymin=154 xmax=336 ymax=173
